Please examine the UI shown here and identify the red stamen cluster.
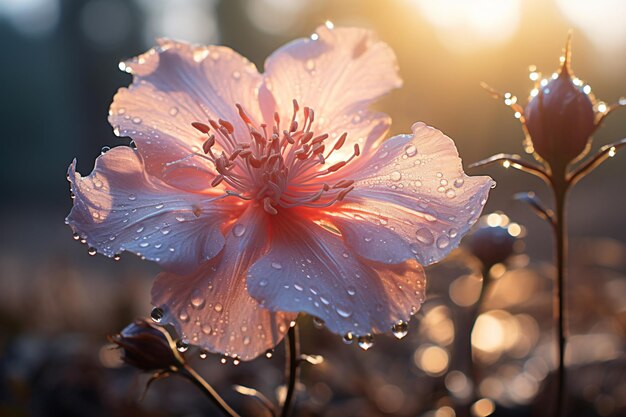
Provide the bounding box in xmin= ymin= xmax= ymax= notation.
xmin=190 ymin=100 xmax=359 ymax=214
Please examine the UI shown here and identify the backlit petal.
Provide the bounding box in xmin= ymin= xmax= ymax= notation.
xmin=334 ymin=122 xmax=494 ymax=265
xmin=109 ymin=39 xmax=263 ymax=182
xmin=263 ymin=25 xmax=401 ymax=163
xmin=152 ymin=205 xmax=296 ymax=360
xmin=247 ymin=210 xmax=426 ymax=337
xmin=67 ymin=146 xmax=239 ymax=273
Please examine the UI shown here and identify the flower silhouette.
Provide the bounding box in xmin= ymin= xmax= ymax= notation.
xmin=67 ymin=25 xmax=493 ymax=360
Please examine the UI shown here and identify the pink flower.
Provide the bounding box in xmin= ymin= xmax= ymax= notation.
xmin=67 ymin=25 xmax=493 ymax=360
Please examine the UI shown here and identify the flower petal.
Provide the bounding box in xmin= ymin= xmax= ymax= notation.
xmin=263 ymin=25 xmax=401 ymax=161
xmin=152 ymin=206 xmax=296 ymax=360
xmin=67 ymin=146 xmax=238 ymax=273
xmin=109 ymin=39 xmax=263 ymax=182
xmin=334 ymin=122 xmax=494 ymax=265
xmin=247 ymin=210 xmax=426 ymax=338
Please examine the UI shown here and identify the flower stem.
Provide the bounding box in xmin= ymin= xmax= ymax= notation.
xmin=553 ymin=183 xmax=568 ymax=417
xmin=180 ymin=363 xmax=242 ymax=417
xmin=280 ymin=324 xmax=300 ymax=417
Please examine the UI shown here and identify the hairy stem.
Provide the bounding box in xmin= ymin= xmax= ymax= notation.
xmin=180 ymin=363 xmax=242 ymax=417
xmin=280 ymin=325 xmax=300 ymax=417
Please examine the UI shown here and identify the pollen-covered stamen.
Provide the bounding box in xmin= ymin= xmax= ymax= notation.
xmin=189 ymin=99 xmax=360 ymax=213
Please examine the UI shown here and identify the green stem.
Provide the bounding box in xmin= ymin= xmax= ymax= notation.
xmin=180 ymin=363 xmax=242 ymax=417
xmin=280 ymin=325 xmax=300 ymax=417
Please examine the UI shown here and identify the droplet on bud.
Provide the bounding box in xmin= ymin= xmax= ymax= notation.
xmin=391 ymin=320 xmax=409 ymax=339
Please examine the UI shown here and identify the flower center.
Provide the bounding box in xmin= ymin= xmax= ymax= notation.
xmin=190 ymin=100 xmax=359 ymax=214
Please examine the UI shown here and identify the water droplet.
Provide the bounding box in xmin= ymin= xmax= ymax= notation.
xmin=336 ymin=306 xmax=353 ymax=318
xmin=343 ymin=332 xmax=354 ymax=344
xmin=132 ymin=117 xmax=142 ymax=124
xmin=305 ymin=59 xmax=315 ymax=72
xmin=155 ymin=203 xmax=164 ymax=209
xmin=199 ymin=350 xmax=208 ymax=359
xmin=190 ymin=289 xmax=205 ymax=309
xmin=352 ymin=114 xmax=362 ymax=124
xmin=446 ymin=189 xmax=456 ymax=198
xmin=313 ymin=317 xmax=325 ymax=329
xmin=113 ymin=253 xmax=121 ymax=261
xmin=169 ymin=106 xmax=179 ymax=116
xmin=232 ymin=224 xmax=246 ymax=237
xmin=454 ymin=178 xmax=464 ymax=188
xmin=436 ymin=235 xmax=450 ymax=249
xmin=233 ymin=357 xmax=241 ymax=366
xmin=214 ymin=303 xmax=223 ymax=313
xmin=176 ymin=339 xmax=189 ymax=353
xmin=232 ymin=71 xmax=241 ymax=80
xmin=88 ymin=247 xmax=97 ymax=256
xmin=405 ymin=144 xmax=417 ymax=157
xmin=72 ymin=232 xmax=80 ymax=241
xmin=179 ymin=309 xmax=190 ymax=322
xmin=391 ymin=321 xmax=408 ymax=339
xmin=265 ymin=349 xmax=274 ymax=359
xmin=101 ymin=146 xmax=111 ymax=155
xmin=220 ymin=356 xmax=228 ymax=364
xmin=243 ymin=336 xmax=251 ymax=345
xmin=390 ymin=171 xmax=402 ymax=181
xmin=201 ymin=324 xmax=212 ymax=335
xmin=259 ymin=279 xmax=268 ymax=287
xmin=139 ymin=242 xmax=149 ymax=248
xmin=271 ymin=262 xmax=282 ymax=270
xmin=415 ymin=228 xmax=435 ymax=245
xmin=449 ymin=228 xmax=458 ymax=238
xmin=357 ymin=334 xmax=374 ymax=350
xmin=150 ymin=307 xmax=164 ymax=323
xmin=128 ymin=194 xmax=137 ymax=201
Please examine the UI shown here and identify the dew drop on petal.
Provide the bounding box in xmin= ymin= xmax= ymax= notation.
xmin=415 ymin=228 xmax=435 ymax=245
xmin=214 ymin=303 xmax=223 ymax=313
xmin=150 ymin=307 xmax=164 ymax=323
xmin=390 ymin=171 xmax=402 ymax=181
xmin=436 ymin=235 xmax=450 ymax=249
xmin=335 ymin=306 xmax=353 ymax=318
xmin=357 ymin=334 xmax=374 ymax=350
xmin=132 ymin=117 xmax=142 ymax=124
xmin=391 ymin=320 xmax=408 ymax=339
xmin=271 ymin=262 xmax=282 ymax=270
xmin=72 ymin=232 xmax=80 ymax=241
xmin=305 ymin=59 xmax=315 ymax=72
xmin=88 ymin=247 xmax=97 ymax=256
xmin=128 ymin=194 xmax=137 ymax=201
xmin=190 ymin=289 xmax=205 ymax=309
xmin=169 ymin=106 xmax=179 ymax=116
xmin=313 ymin=317 xmax=325 ymax=329
xmin=405 ymin=144 xmax=417 ymax=157
xmin=232 ymin=224 xmax=246 ymax=237
xmin=343 ymin=332 xmax=355 ymax=344
xmin=265 ymin=349 xmax=274 ymax=359
xmin=199 ymin=350 xmax=208 ymax=359
xmin=454 ymin=178 xmax=464 ymax=188
xmin=201 ymin=324 xmax=212 ymax=335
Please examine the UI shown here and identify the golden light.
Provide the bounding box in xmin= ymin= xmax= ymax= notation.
xmin=449 ymin=274 xmax=482 ymax=307
xmin=435 ymin=406 xmax=456 ymax=417
xmin=556 ymin=0 xmax=626 ymax=54
xmin=472 ymin=310 xmax=520 ymax=354
xmin=414 ymin=345 xmax=449 ymax=376
xmin=420 ymin=305 xmax=455 ymax=345
xmin=471 ymin=398 xmax=495 ymax=417
xmin=407 ymin=0 xmax=521 ymax=52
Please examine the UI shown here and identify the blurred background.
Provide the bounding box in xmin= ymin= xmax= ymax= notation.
xmin=0 ymin=0 xmax=625 ymax=416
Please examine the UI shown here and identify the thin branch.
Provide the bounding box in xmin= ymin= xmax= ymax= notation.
xmin=567 ymin=138 xmax=626 ymax=186
xmin=233 ymin=385 xmax=277 ymax=417
xmin=514 ymin=192 xmax=555 ymax=227
xmin=469 ymin=153 xmax=552 ymax=184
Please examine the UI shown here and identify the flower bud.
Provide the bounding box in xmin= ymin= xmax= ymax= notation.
xmin=467 ymin=213 xmax=520 ymax=269
xmin=524 ymin=40 xmax=595 ymax=167
xmin=110 ymin=319 xmax=182 ymax=372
